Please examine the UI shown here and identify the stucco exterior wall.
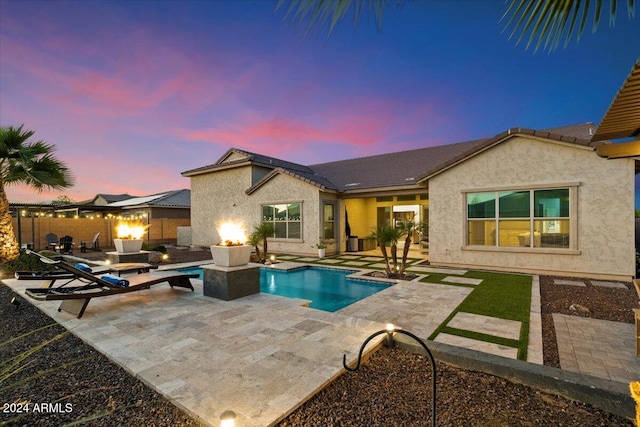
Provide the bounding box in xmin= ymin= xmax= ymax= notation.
xmin=429 ymin=136 xmax=636 ymax=280
xmin=190 ymin=166 xmax=325 ymax=255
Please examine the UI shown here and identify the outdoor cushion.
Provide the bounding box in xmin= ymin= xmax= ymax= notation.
xmin=100 ymin=274 xmax=130 ymax=288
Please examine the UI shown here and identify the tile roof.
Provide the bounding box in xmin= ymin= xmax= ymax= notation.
xmin=184 ymin=123 xmax=598 ymax=194
xmin=309 ymin=138 xmax=488 ymax=191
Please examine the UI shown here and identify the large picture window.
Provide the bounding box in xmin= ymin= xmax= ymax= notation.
xmin=262 ymin=203 xmax=302 ymax=239
xmin=466 ymin=187 xmax=571 ymax=249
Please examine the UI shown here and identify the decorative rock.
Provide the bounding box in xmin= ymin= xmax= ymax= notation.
xmin=148 ymin=251 xmax=164 ymax=263
xmin=569 ymin=303 xmax=591 ymax=314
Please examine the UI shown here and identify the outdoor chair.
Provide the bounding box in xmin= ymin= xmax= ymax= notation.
xmin=44 ymin=233 xmax=58 ymax=250
xmin=58 ymin=235 xmax=74 ymax=255
xmin=18 ymin=250 xmax=198 ymax=318
xmin=81 ymin=232 xmax=100 ymax=252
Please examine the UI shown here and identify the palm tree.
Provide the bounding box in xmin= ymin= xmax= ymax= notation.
xmin=277 ymin=0 xmax=634 ymax=52
xmin=251 ymin=222 xmax=275 ymax=262
xmin=0 ymin=125 xmax=74 ymax=262
xmin=248 ymin=229 xmax=263 ymax=261
xmin=369 ymin=225 xmax=400 ymax=276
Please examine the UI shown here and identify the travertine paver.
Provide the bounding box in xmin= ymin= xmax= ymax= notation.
xmin=338 ymin=255 xmax=363 ymax=260
xmin=591 ymin=280 xmax=628 ymax=289
xmin=553 ymin=313 xmax=640 ymax=383
xmin=341 ymin=261 xmax=371 ymax=266
xmin=369 ymin=263 xmax=391 ymax=269
xmin=554 ymin=279 xmax=586 ymax=287
xmin=4 ymin=267 xmax=547 ymax=426
xmin=314 ymin=259 xmax=343 ymax=264
xmin=528 ymin=276 xmax=543 ymax=365
xmin=442 ymin=276 xmax=483 ymax=286
xmin=447 ymin=312 xmax=521 ymax=341
xmin=409 ymin=267 xmax=468 ymax=275
xmin=434 ymin=333 xmax=519 ymax=359
xmin=6 ymin=278 xmax=384 ymax=427
xmin=338 ymin=281 xmax=472 ymax=339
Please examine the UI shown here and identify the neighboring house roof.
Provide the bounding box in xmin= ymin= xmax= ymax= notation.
xmin=107 ymin=189 xmax=190 ymax=208
xmin=146 ymin=189 xmax=191 ymax=208
xmin=183 ymin=123 xmax=600 ymax=194
xmin=83 ymin=193 xmax=135 ymax=205
xmin=592 ymin=58 xmax=640 ymax=142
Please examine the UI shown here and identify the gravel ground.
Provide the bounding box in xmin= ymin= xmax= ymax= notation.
xmin=1 ymin=247 xmax=636 ymax=426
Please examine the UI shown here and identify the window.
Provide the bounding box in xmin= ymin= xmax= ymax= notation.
xmin=262 ymin=203 xmax=302 ymax=239
xmin=466 ymin=188 xmax=571 ymax=249
xmin=323 ymin=203 xmax=335 ymax=240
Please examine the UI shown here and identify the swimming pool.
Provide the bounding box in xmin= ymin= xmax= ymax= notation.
xmin=178 ymin=266 xmax=389 ymax=312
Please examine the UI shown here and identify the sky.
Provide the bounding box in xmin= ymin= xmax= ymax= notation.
xmin=1 ymin=0 xmax=639 ymax=204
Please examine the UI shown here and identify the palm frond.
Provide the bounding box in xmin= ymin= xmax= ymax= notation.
xmin=276 ymin=0 xmax=404 ymax=36
xmin=502 ymin=0 xmax=636 ymax=52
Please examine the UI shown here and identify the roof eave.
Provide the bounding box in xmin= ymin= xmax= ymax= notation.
xmin=245 ymin=168 xmax=329 ymax=196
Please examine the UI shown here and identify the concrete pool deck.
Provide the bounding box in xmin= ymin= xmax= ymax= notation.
xmin=6 ymin=273 xmax=474 ymax=426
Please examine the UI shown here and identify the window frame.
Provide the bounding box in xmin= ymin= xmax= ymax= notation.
xmin=463 ymin=183 xmax=580 ymax=254
xmin=322 ymin=202 xmax=336 ymax=241
xmin=261 ymin=202 xmax=303 ymax=241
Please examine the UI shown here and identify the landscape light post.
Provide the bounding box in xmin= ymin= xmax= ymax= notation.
xmin=342 ymin=325 xmax=437 ymax=427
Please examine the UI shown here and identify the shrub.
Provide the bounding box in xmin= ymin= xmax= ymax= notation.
xmin=1 ymin=250 xmax=56 ymax=277
xmin=141 ymin=243 xmax=167 ymax=253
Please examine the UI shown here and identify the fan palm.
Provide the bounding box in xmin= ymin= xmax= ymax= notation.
xmin=0 ymin=125 xmax=74 ymax=262
xmin=251 ymin=222 xmax=276 ymax=262
xmin=369 ymin=225 xmax=404 ymax=276
xmin=277 ymin=0 xmax=634 ymax=52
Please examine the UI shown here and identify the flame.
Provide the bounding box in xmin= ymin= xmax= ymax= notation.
xmin=217 ymin=220 xmax=247 ymax=246
xmin=116 ymin=221 xmax=149 ymax=239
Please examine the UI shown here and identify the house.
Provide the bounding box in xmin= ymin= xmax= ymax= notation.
xmin=182 ymin=122 xmax=636 ymax=281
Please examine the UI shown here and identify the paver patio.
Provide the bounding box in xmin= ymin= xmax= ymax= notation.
xmin=6 ymin=274 xmax=473 ymax=427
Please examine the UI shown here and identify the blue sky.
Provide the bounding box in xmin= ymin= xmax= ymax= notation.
xmin=1 ymin=0 xmax=638 ymax=203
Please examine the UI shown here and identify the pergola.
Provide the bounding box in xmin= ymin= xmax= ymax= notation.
xmin=594 ymin=58 xmax=640 ymax=160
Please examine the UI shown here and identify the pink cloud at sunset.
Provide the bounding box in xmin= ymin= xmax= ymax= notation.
xmin=1 ymin=1 xmax=638 ymax=203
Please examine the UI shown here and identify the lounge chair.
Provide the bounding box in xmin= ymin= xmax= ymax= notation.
xmin=81 ymin=232 xmax=100 ymax=252
xmin=19 ymin=250 xmax=198 ymax=318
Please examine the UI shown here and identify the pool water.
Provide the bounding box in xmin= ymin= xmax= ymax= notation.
xmin=178 ymin=266 xmax=389 ymax=312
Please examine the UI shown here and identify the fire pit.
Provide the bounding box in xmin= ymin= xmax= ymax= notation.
xmin=107 ymin=221 xmax=151 ymax=264
xmin=203 ymin=220 xmax=260 ymax=301
xmin=210 ymin=221 xmax=251 ymax=267
xmin=113 ymin=222 xmax=148 ymax=253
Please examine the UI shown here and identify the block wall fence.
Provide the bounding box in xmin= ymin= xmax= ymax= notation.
xmin=12 ymin=217 xmax=190 ymax=250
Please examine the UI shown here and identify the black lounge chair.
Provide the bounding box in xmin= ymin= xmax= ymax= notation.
xmin=19 ymin=250 xmax=198 ymax=318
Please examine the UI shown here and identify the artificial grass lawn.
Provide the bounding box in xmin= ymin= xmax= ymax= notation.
xmin=425 ymin=271 xmax=532 ymax=360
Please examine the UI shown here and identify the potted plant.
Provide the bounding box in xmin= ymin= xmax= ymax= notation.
xmin=313 ymin=240 xmax=327 ymax=258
